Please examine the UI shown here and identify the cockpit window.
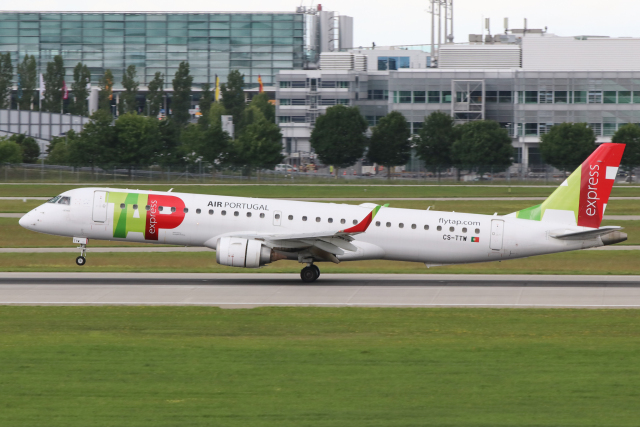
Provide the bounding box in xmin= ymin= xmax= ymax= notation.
xmin=58 ymin=196 xmax=71 ymax=205
xmin=47 ymin=196 xmax=62 ymax=204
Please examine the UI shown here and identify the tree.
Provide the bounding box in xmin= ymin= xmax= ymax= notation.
xmin=98 ymin=69 xmax=114 ymax=113
xmin=451 ymin=120 xmax=513 ymax=177
xmin=171 ymin=62 xmax=193 ymax=126
xmin=310 ymin=105 xmax=368 ymax=173
xmin=146 ymin=72 xmax=164 ymax=117
xmin=198 ymin=83 xmax=213 ymax=125
xmin=73 ymin=110 xmax=114 ymax=169
xmin=0 ymin=139 xmax=22 ymax=164
xmin=42 ymin=55 xmax=65 ymax=113
xmin=221 ymin=70 xmax=246 ymax=127
xmin=415 ymin=111 xmax=455 ymax=179
xmin=367 ymin=111 xmax=412 ymax=179
xmin=121 ymin=65 xmax=139 ymax=114
xmin=248 ymin=92 xmax=275 ymax=123
xmin=539 ymin=122 xmax=596 ymax=172
xmin=156 ymin=119 xmax=184 ymax=167
xmin=112 ymin=113 xmax=162 ymax=171
xmin=17 ymin=55 xmax=37 ymax=111
xmin=228 ymin=105 xmax=283 ymax=177
xmin=612 ymin=124 xmax=640 ymax=180
xmin=46 ymin=133 xmax=74 ymax=165
xmin=7 ymin=134 xmax=40 ymax=163
xmin=0 ymin=53 xmax=14 ymax=110
xmin=69 ymin=62 xmax=90 ymax=116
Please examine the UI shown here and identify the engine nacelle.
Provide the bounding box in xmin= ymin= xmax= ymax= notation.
xmin=215 ymin=237 xmax=273 ymax=268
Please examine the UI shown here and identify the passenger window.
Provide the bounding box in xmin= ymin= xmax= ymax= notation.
xmin=399 ymin=223 xmax=404 ymax=228
xmin=184 ymin=208 xmax=189 ymax=213
xmin=437 ymin=226 xmax=442 ymax=231
xmin=449 ymin=227 xmax=454 ymax=232
xmin=247 ymin=212 xmax=252 ymax=217
xmin=353 ymin=220 xmax=358 ymax=225
xmin=196 ymin=208 xmax=201 ymax=214
xmin=316 ymin=217 xmax=321 ymax=222
xmin=221 ymin=210 xmax=226 ymax=216
xmin=209 ymin=209 xmax=214 ymax=215
xmin=375 ymin=221 xmax=380 ymax=227
xmin=475 ymin=228 xmax=480 ymax=234
xmin=145 ymin=205 xmax=150 ymax=211
xmin=275 ymin=213 xmax=280 ymax=219
xmin=424 ymin=225 xmax=429 ymax=230
xmin=234 ymin=211 xmax=239 ymax=217
xmin=159 ymin=206 xmax=163 ymax=212
xmin=340 ymin=219 xmax=345 ymax=224
xmin=260 ymin=213 xmax=265 ymax=218
xmin=47 ymin=196 xmax=62 ymax=204
xmin=302 ymin=216 xmax=307 ymax=221
xmin=171 ymin=207 xmax=176 ymax=213
xmin=462 ymin=227 xmax=467 ymax=233
xmin=411 ymin=224 xmax=416 ymax=229
xmin=288 ymin=215 xmax=293 ymax=220
xmin=386 ymin=222 xmax=391 ymax=227
xmin=328 ymin=218 xmax=333 ymax=223
xmin=120 ymin=203 xmax=125 ymax=209
xmin=58 ymin=197 xmax=71 ymax=205
xmin=133 ymin=204 xmax=138 ymax=210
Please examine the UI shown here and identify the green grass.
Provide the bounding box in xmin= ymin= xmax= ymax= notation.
xmin=1 ymin=306 xmax=640 ymax=426
xmin=0 ymin=250 xmax=638 ymax=274
xmin=2 ymin=183 xmax=640 ymax=198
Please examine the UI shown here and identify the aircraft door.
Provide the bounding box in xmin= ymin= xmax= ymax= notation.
xmin=273 ymin=210 xmax=282 ymax=226
xmin=489 ymin=219 xmax=504 ymax=251
xmin=92 ymin=191 xmax=108 ymax=222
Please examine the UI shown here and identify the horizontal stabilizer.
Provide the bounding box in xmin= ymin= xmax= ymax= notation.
xmin=550 ymin=226 xmax=622 ymax=240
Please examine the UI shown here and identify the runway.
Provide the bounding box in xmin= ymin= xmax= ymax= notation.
xmin=2 ymin=273 xmax=640 ymax=308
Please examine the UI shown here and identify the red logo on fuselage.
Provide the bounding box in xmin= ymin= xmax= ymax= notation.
xmin=145 ymin=194 xmax=186 ymax=240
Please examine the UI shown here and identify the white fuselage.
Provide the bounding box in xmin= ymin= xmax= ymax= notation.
xmin=19 ymin=187 xmax=604 ymax=266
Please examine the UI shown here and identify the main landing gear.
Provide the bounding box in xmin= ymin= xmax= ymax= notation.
xmin=300 ymin=264 xmax=320 ymax=283
xmin=73 ymin=237 xmax=88 ymax=266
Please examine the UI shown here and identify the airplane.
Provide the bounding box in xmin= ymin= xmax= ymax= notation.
xmin=19 ymin=143 xmax=627 ymax=282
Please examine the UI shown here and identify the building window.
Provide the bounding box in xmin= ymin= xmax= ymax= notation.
xmin=378 ymin=56 xmax=409 ymax=70
xmin=603 ymin=121 xmax=617 ymax=136
xmin=524 ymin=123 xmax=538 ymax=136
xmin=554 ymin=91 xmax=568 ymax=103
xmin=399 ymin=91 xmax=412 ymax=103
xmin=514 ymin=147 xmax=523 ymax=163
xmin=633 ymin=91 xmax=640 ymax=103
xmin=278 ymin=116 xmax=291 ymax=123
xmin=291 ymin=99 xmax=306 ymax=106
xmin=485 ymin=91 xmax=497 ymax=103
xmin=279 ymin=99 xmax=291 ymax=105
xmin=539 ymin=91 xmax=553 ymax=104
xmin=588 ymin=91 xmax=602 ymax=104
xmin=589 ymin=123 xmax=602 ymax=136
xmin=619 ymin=91 xmax=632 ymax=103
xmin=291 ymin=116 xmax=306 ymax=123
xmin=427 ymin=91 xmax=440 ymax=103
xmin=603 ymin=91 xmax=617 ymax=104
xmin=442 ymin=91 xmax=452 ymax=103
xmin=320 ymin=80 xmax=336 ymax=88
xmin=539 ymin=123 xmax=553 ymax=135
xmin=413 ymin=91 xmax=426 ymax=103
xmin=368 ymin=89 xmax=388 ymax=100
xmin=291 ymin=81 xmax=306 ymax=88
xmin=573 ymin=91 xmax=587 ymax=104
xmin=412 ymin=122 xmax=423 ymax=134
xmin=337 ymin=81 xmax=349 ymax=88
xmin=377 ymin=57 xmax=388 ymax=70
xmin=337 ymin=99 xmax=349 ymax=105
xmin=280 ymin=81 xmax=291 ymax=88
xmin=498 ymin=91 xmax=512 ymax=103
xmin=525 ymin=91 xmax=538 ymax=104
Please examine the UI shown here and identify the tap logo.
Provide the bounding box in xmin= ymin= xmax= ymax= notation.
xmin=110 ymin=192 xmax=185 ymax=240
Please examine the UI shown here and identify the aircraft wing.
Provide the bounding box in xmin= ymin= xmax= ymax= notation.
xmin=220 ymin=204 xmax=387 ymax=257
xmin=550 ymin=226 xmax=623 ymax=240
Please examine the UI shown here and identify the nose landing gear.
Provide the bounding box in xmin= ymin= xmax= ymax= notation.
xmin=300 ymin=264 xmax=320 ymax=283
xmin=73 ymin=237 xmax=88 ymax=266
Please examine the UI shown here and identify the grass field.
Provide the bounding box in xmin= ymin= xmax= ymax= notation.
xmin=1 ymin=306 xmax=640 ymax=426
xmin=2 ymin=183 xmax=640 ymax=198
xmin=0 ymin=250 xmax=638 ymax=274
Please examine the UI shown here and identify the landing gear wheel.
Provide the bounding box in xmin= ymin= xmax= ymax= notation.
xmin=300 ymin=266 xmax=319 ymax=283
xmin=76 ymin=256 xmax=86 ymax=266
xmin=312 ymin=265 xmax=320 ymax=278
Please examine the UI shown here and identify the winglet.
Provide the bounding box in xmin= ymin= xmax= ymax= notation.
xmin=340 ymin=204 xmax=385 ymax=234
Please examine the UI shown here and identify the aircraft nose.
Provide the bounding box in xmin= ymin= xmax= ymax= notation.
xmin=19 ymin=212 xmax=31 ymax=229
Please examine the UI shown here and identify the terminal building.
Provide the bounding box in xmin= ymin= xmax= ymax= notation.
xmin=276 ymin=33 xmax=640 ymax=168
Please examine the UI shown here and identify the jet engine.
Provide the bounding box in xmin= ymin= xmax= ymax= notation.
xmin=216 ymin=237 xmax=278 ymax=268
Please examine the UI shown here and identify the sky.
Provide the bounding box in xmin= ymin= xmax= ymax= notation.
xmin=4 ymin=0 xmax=633 ymax=47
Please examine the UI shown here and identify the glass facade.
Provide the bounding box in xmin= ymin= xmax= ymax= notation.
xmin=0 ymin=12 xmax=304 ymax=89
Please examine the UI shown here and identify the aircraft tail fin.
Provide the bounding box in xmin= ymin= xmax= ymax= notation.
xmin=514 ymin=143 xmax=625 ymax=228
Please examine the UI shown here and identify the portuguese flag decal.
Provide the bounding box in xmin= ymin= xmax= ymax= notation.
xmin=471 ymin=237 xmax=480 ymax=243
